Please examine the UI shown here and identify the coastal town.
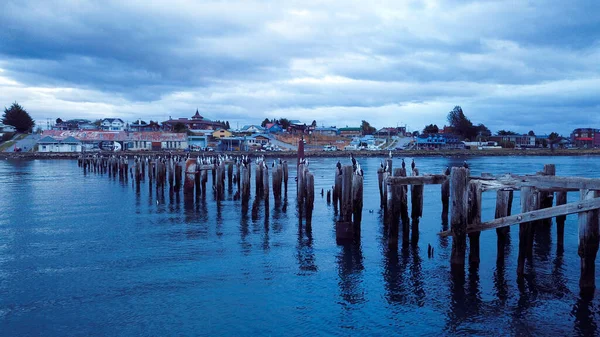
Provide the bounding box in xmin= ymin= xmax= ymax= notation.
xmin=0 ymin=104 xmax=595 ymax=154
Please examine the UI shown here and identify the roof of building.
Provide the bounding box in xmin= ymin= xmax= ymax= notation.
xmin=314 ymin=127 xmax=338 ymax=132
xmin=42 ymin=130 xmax=187 ymax=142
xmin=62 ymin=136 xmax=82 ymax=144
xmin=289 ymin=120 xmax=303 ymax=125
xmin=241 ymin=125 xmax=265 ymax=131
xmin=102 ymin=118 xmax=124 ymax=123
xmin=38 ymin=136 xmax=58 ymax=143
xmin=339 ymin=127 xmax=361 ymax=132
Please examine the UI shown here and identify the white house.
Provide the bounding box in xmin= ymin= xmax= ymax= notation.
xmin=240 ymin=125 xmax=265 ymax=134
xmin=37 ymin=136 xmax=82 ymax=152
xmin=101 ymin=118 xmax=125 ymax=131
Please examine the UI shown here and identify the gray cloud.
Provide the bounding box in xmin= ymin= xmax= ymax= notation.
xmin=0 ymin=0 xmax=598 ymax=135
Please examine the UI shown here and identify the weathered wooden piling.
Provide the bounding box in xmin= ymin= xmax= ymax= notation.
xmin=441 ymin=169 xmax=450 ymax=219
xmin=341 ymin=166 xmax=353 ymax=222
xmin=495 ymin=190 xmax=513 ymax=242
xmin=297 ymin=163 xmax=305 ymax=209
xmin=450 ymin=167 xmax=469 ymax=266
xmin=334 ymin=168 xmax=342 ymax=212
xmin=411 ymin=168 xmax=424 ymax=221
xmin=272 ymin=164 xmax=282 ymax=200
xmin=241 ymin=164 xmax=251 ymax=203
xmin=255 ymin=162 xmax=263 ymax=197
xmin=262 ymin=164 xmax=270 ymax=202
xmin=539 ymin=164 xmax=556 ymax=227
xmin=517 ymin=186 xmax=539 ymax=276
xmin=578 ymin=189 xmax=599 ymax=290
xmin=467 ymin=181 xmax=483 ymax=265
xmin=555 ymin=191 xmax=567 ymax=248
xmin=184 ymin=158 xmax=196 ymax=195
xmin=282 ymin=161 xmax=289 ymax=194
xmin=352 ymin=173 xmax=363 ymax=226
xmin=227 ymin=163 xmax=233 ymax=191
xmin=306 ymin=172 xmax=315 ymax=214
xmin=377 ymin=167 xmax=384 ymax=208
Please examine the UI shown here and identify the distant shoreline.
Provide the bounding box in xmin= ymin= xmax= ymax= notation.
xmin=2 ymin=148 xmax=600 ymax=160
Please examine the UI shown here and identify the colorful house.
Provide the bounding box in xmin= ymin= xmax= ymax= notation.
xmin=338 ymin=127 xmax=362 ymax=137
xmin=416 ymin=134 xmax=464 ymax=150
xmin=570 ymin=128 xmax=600 ymax=148
xmin=37 ymin=136 xmax=82 ymax=152
xmin=212 ymin=129 xmax=233 ymax=138
xmin=240 ymin=125 xmax=265 ymax=133
xmin=162 ymin=109 xmax=222 ymax=131
xmin=264 ymin=123 xmax=283 ymax=133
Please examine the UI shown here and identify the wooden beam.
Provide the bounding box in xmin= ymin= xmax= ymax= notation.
xmin=439 ymin=197 xmax=600 ymax=237
xmin=473 ymin=174 xmax=600 ymax=192
xmin=386 ymin=174 xmax=448 ymax=186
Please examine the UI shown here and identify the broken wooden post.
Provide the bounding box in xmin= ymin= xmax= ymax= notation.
xmin=184 ymin=158 xmax=196 ymax=195
xmin=236 ymin=163 xmax=241 ymax=191
xmin=495 ymin=190 xmax=513 ymax=244
xmin=467 ymin=181 xmax=483 ymax=265
xmin=555 ymin=191 xmax=567 ymax=248
xmin=441 ymin=169 xmax=450 ymax=219
xmin=411 ymin=168 xmax=423 ymax=220
xmin=341 ymin=165 xmax=353 ymax=222
xmin=386 ymin=169 xmax=399 ymax=226
xmin=255 ymin=162 xmax=263 ymax=198
xmin=306 ymin=172 xmax=315 ymax=215
xmin=297 ymin=163 xmax=305 ymax=212
xmin=377 ymin=167 xmax=384 ymax=208
xmin=517 ymin=186 xmax=539 ymax=276
xmin=334 ymin=168 xmax=342 ymax=212
xmin=450 ymin=167 xmax=469 ymax=266
xmin=227 ymin=163 xmax=233 ymax=191
xmin=272 ymin=164 xmax=282 ymax=200
xmin=216 ymin=163 xmax=224 ymax=200
xmin=352 ymin=173 xmax=363 ymax=227
xmin=578 ymin=189 xmax=599 ymax=291
xmin=326 ymin=190 xmax=331 ymax=204
xmin=262 ymin=164 xmax=270 ymax=202
xmin=241 ymin=164 xmax=251 ymax=203
xmin=282 ymin=161 xmax=289 ymax=194
xmin=539 ymin=164 xmax=555 ymax=227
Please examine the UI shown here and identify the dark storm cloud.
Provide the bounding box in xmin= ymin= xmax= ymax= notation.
xmin=0 ymin=0 xmax=598 ymax=134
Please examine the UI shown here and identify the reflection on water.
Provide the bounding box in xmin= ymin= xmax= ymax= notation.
xmin=0 ymin=156 xmax=599 ymax=335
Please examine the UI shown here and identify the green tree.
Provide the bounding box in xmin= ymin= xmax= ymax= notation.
xmin=548 ymin=132 xmax=560 ymax=152
xmin=225 ymin=121 xmax=230 ymax=130
xmin=56 ymin=118 xmax=63 ymax=124
xmin=261 ymin=118 xmax=270 ymax=127
xmin=279 ymin=118 xmax=291 ymax=129
xmin=311 ymin=120 xmax=317 ymax=127
xmin=93 ymin=119 xmax=102 ymax=127
xmin=475 ymin=124 xmax=491 ymax=138
xmin=497 ymin=130 xmax=519 ymax=136
xmin=528 ymin=130 xmax=535 ymax=136
xmin=3 ymin=102 xmax=34 ymax=132
xmin=360 ymin=120 xmax=376 ymax=135
xmin=423 ymin=124 xmax=439 ymax=134
xmin=173 ymin=122 xmax=187 ymax=133
xmin=447 ymin=106 xmax=476 ymax=139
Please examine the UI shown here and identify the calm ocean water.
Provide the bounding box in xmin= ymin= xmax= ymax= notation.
xmin=0 ymin=156 xmax=599 ymax=336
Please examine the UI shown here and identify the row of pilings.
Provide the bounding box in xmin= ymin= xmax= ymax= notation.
xmin=77 ymin=153 xmax=320 ymax=217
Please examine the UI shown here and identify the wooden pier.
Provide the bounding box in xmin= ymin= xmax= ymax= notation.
xmin=384 ymin=163 xmax=600 ymax=291
xmin=77 ymin=154 xmax=600 ymax=291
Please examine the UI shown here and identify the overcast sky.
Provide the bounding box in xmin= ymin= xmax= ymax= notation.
xmin=1 ymin=0 xmax=598 ymax=134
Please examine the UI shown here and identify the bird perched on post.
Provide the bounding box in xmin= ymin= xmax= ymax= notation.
xmin=401 ymin=158 xmax=406 ymax=169
xmin=463 ymin=161 xmax=469 ymax=169
xmin=350 ymin=153 xmax=357 ymax=171
xmin=389 ymin=150 xmax=392 ymax=159
xmin=445 ymin=166 xmax=451 ymax=176
xmin=411 ymin=159 xmax=416 ymax=171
